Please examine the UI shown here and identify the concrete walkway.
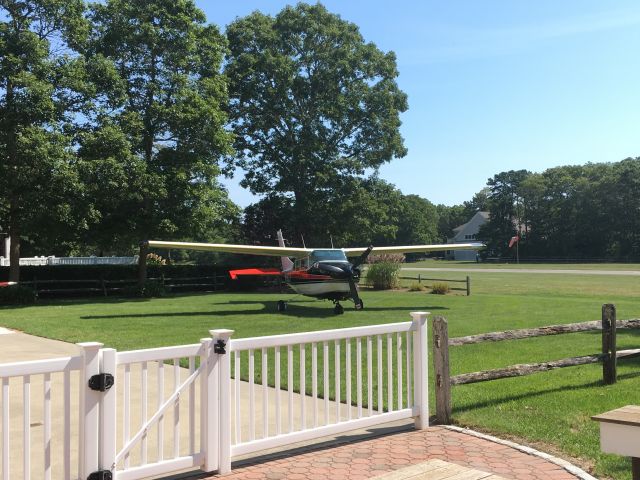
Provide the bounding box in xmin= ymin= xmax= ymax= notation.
xmin=200 ymin=425 xmax=591 ymax=480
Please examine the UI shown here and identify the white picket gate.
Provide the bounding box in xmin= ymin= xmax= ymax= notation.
xmin=0 ymin=312 xmax=429 ymax=479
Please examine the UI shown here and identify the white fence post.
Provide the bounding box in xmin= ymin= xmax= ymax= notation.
xmin=411 ymin=312 xmax=430 ymax=430
xmin=100 ymin=348 xmax=117 ymax=477
xmin=78 ymin=342 xmax=103 ymax=478
xmin=199 ymin=338 xmax=215 ymax=471
xmin=210 ymin=329 xmax=234 ymax=475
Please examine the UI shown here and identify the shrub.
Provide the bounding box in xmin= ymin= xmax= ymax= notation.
xmin=408 ymin=282 xmax=426 ymax=292
xmin=0 ymin=285 xmax=37 ymax=305
xmin=146 ymin=253 xmax=167 ymax=265
xmin=123 ymin=280 xmax=168 ymax=298
xmin=367 ymin=253 xmax=405 ymax=264
xmin=431 ymin=282 xmax=450 ymax=295
xmin=365 ymin=262 xmax=401 ymax=290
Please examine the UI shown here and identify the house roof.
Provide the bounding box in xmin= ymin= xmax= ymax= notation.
xmin=453 ymin=211 xmax=489 ymax=232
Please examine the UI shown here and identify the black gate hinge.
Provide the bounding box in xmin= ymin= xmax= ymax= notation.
xmin=88 ymin=373 xmax=114 ymax=392
xmin=87 ymin=470 xmax=112 ymax=480
xmin=214 ymin=339 xmax=227 ymax=354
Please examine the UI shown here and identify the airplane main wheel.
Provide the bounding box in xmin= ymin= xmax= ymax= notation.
xmin=334 ymin=304 xmax=344 ymax=315
xmin=277 ymin=300 xmax=287 ymax=312
xmin=355 ymin=299 xmax=364 ymax=310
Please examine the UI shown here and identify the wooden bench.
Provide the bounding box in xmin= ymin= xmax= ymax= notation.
xmin=374 ymin=459 xmax=506 ymax=480
xmin=592 ymin=405 xmax=640 ymax=480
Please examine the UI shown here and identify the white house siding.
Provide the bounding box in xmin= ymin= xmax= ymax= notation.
xmin=447 ymin=211 xmax=488 ymax=261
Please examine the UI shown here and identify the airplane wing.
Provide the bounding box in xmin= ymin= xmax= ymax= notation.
xmin=146 ymin=240 xmax=312 ymax=258
xmin=342 ymin=242 xmax=484 ymax=256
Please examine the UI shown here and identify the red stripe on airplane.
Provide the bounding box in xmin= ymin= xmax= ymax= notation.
xmin=229 ymin=268 xmax=282 ymax=280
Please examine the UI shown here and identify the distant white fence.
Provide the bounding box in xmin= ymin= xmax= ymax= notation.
xmin=0 ymin=256 xmax=138 ymax=267
xmin=0 ymin=313 xmax=430 ymax=479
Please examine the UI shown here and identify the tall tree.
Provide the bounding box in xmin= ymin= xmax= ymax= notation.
xmin=435 ymin=204 xmax=467 ymax=243
xmin=83 ymin=0 xmax=238 ymax=250
xmin=226 ymin=3 xmax=408 ymax=244
xmin=478 ymin=170 xmax=530 ymax=257
xmin=0 ymin=0 xmax=88 ymax=281
xmin=396 ymin=195 xmax=439 ymax=246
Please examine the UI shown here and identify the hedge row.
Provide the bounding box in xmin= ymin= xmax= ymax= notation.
xmin=0 ymin=264 xmax=283 ymax=297
xmin=0 ymin=264 xmax=232 ymax=282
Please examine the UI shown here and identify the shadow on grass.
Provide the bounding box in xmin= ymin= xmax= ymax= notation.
xmin=453 ymin=366 xmax=640 ymax=414
xmin=80 ymin=302 xmax=448 ymax=320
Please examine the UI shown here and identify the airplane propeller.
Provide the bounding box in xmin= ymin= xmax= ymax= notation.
xmin=347 ymin=245 xmax=372 ymax=310
xmin=311 ymin=245 xmax=373 ymax=311
xmin=352 ymin=246 xmax=373 ymax=269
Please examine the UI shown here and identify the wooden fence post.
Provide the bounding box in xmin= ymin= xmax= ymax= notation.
xmin=466 ymin=276 xmax=471 ymax=296
xmin=602 ymin=304 xmax=617 ymax=385
xmin=433 ymin=316 xmax=452 ymax=424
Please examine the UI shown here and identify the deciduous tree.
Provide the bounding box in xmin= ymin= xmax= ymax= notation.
xmin=0 ymin=0 xmax=88 ymax=281
xmin=226 ymin=3 xmax=408 ymax=242
xmin=83 ymin=0 xmax=238 ymax=251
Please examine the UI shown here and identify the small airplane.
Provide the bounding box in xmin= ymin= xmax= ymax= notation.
xmin=146 ymin=232 xmax=483 ymax=314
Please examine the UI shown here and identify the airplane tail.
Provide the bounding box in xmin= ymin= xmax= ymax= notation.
xmin=277 ymin=230 xmax=294 ymax=271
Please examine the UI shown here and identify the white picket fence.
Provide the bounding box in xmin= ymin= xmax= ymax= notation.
xmin=0 ymin=256 xmax=138 ymax=267
xmin=0 ymin=312 xmax=429 ymax=479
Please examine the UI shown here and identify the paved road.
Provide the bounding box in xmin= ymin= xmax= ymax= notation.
xmin=402 ymin=267 xmax=640 ymax=276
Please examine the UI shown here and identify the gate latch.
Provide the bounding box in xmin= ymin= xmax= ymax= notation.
xmin=88 ymin=373 xmax=114 ymax=392
xmin=87 ymin=470 xmax=112 ymax=480
xmin=214 ymin=339 xmax=226 ymax=354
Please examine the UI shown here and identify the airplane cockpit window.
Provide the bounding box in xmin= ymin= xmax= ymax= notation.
xmin=295 ymin=257 xmax=309 ymax=269
xmin=310 ymin=250 xmax=348 ymax=263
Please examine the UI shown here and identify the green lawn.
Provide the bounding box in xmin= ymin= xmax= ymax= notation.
xmin=407 ymin=258 xmax=640 ymax=270
xmin=1 ymin=268 xmax=639 ymax=479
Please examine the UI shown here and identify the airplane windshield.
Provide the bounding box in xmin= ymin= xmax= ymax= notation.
xmin=310 ymin=250 xmax=348 ymax=262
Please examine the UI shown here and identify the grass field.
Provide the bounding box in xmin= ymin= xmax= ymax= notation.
xmin=407 ymin=258 xmax=640 ymax=270
xmin=1 ymin=266 xmax=639 ymax=479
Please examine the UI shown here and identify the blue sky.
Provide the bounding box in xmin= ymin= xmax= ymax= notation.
xmin=200 ymin=1 xmax=640 ymax=207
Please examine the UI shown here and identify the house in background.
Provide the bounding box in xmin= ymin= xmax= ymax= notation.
xmin=446 ymin=211 xmax=489 ymax=260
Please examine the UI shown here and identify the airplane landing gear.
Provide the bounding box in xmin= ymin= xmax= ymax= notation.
xmin=332 ymin=300 xmax=344 ymax=315
xmin=355 ymin=299 xmax=364 ymax=310
xmin=277 ymin=300 xmax=287 ymax=312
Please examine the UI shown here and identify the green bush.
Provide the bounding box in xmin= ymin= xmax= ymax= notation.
xmin=431 ymin=282 xmax=450 ymax=295
xmin=123 ymin=280 xmax=168 ymax=298
xmin=365 ymin=262 xmax=401 ymax=290
xmin=0 ymin=285 xmax=37 ymax=305
xmin=408 ymin=282 xmax=426 ymax=292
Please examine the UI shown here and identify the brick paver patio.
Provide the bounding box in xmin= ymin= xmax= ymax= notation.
xmin=202 ymin=426 xmax=584 ymax=480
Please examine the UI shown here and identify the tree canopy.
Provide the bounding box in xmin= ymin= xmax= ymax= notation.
xmin=81 ymin=0 xmax=239 ymax=251
xmin=226 ymin=3 xmax=408 ymax=244
xmin=478 ymin=159 xmax=640 ymax=260
xmin=0 ymin=0 xmax=90 ymax=280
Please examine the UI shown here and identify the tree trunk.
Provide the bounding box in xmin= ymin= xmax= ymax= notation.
xmin=138 ymin=242 xmax=148 ymax=289
xmin=8 ymin=209 xmax=20 ymax=283
xmin=6 ymin=78 xmax=20 ymax=283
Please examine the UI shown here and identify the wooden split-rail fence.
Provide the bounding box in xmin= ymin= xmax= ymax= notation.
xmin=20 ymin=273 xmax=227 ymax=297
xmin=399 ymin=275 xmax=471 ymax=296
xmin=432 ymin=304 xmax=640 ymax=424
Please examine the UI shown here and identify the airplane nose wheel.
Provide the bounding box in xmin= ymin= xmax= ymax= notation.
xmin=333 ymin=303 xmax=344 ymax=315
xmin=277 ymin=300 xmax=287 ymax=312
